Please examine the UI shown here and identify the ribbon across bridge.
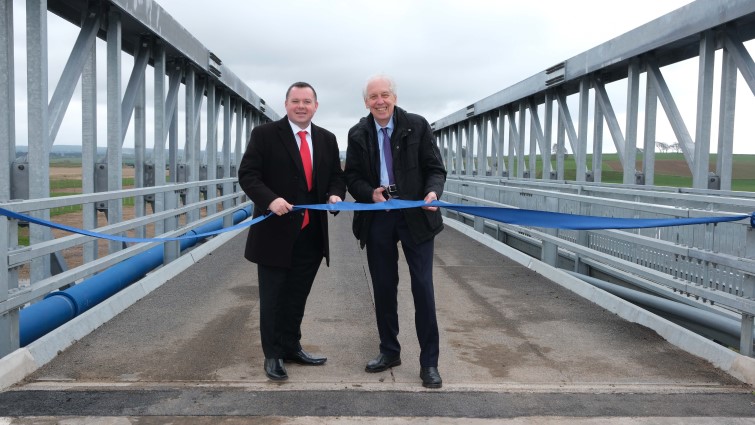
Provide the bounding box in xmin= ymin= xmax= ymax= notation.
xmin=0 ymin=200 xmax=751 ymax=244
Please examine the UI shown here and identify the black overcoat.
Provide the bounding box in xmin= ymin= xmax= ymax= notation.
xmin=238 ymin=118 xmax=345 ymax=267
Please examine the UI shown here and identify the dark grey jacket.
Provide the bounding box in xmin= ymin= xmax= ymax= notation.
xmin=345 ymin=106 xmax=447 ymax=247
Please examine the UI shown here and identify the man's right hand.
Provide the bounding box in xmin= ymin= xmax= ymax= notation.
xmin=268 ymin=197 xmax=293 ymax=216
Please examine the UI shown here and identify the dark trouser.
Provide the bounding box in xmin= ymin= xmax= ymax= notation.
xmin=257 ymin=217 xmax=323 ymax=359
xmin=366 ymin=209 xmax=440 ymax=367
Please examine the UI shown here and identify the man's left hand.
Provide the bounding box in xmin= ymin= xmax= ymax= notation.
xmin=327 ymin=195 xmax=342 ymax=215
xmin=422 ymin=191 xmax=438 ymax=211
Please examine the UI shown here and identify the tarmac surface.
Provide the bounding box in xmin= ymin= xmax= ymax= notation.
xmin=0 ymin=210 xmax=753 ymax=423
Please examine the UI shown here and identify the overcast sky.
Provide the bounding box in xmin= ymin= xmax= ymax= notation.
xmin=154 ymin=0 xmax=699 ymax=152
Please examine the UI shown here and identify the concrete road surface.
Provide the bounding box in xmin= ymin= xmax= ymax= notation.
xmin=0 ymin=211 xmax=752 ymax=422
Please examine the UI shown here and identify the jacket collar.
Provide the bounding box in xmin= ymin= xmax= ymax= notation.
xmin=363 ymin=106 xmax=409 ymax=137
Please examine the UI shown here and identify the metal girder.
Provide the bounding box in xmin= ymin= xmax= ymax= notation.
xmin=542 ymin=93 xmax=553 ymax=180
xmin=496 ymin=108 xmax=506 ymax=175
xmin=223 ymin=92 xmax=232 ymax=177
xmin=153 ymin=43 xmax=166 ymax=187
xmin=717 ymin=49 xmax=737 ymax=191
xmin=592 ymin=90 xmax=604 ymax=182
xmin=0 ymin=0 xmax=14 ymax=202
xmin=527 ymin=98 xmax=549 ymax=172
xmin=27 ymin=0 xmax=52 ymax=281
xmin=120 ymin=39 xmax=151 ymax=144
xmin=457 ymin=125 xmax=464 ymax=175
xmin=645 ymin=57 xmax=695 ymax=172
xmin=624 ymin=59 xmax=640 ymax=185
xmin=555 ymin=91 xmax=579 ymax=162
xmin=642 ymin=73 xmax=658 ymax=186
xmin=724 ymin=26 xmax=755 ymax=96
xmin=592 ymin=79 xmax=626 ymax=161
xmin=106 ymin=9 xmax=123 ymax=253
xmin=432 ymin=0 xmax=755 ymax=130
xmin=506 ymin=108 xmax=519 ymax=177
xmin=81 ymin=19 xmax=97 ymax=263
xmin=575 ymin=79 xmax=589 ymax=182
xmin=48 ymin=8 xmax=99 ymax=144
xmin=477 ymin=115 xmax=487 ymax=176
xmin=693 ymin=31 xmax=715 ymax=189
xmin=517 ymin=103 xmax=526 ymax=178
xmin=465 ymin=121 xmax=474 ymax=175
xmin=206 ymin=80 xmax=217 ymax=181
xmin=164 ymin=64 xmax=182 ymax=135
xmin=489 ymin=113 xmax=499 ymax=175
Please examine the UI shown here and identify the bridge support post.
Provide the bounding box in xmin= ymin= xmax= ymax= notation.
xmin=741 ymin=314 xmax=754 ymax=357
xmin=541 ymin=197 xmax=559 ymax=266
xmin=163 ymin=189 xmax=180 ymax=265
xmin=0 ymin=216 xmax=19 ymax=357
xmin=574 ymin=201 xmax=590 ymax=274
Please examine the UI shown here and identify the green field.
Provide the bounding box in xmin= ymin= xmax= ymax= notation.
xmin=479 ymin=153 xmax=755 ymax=191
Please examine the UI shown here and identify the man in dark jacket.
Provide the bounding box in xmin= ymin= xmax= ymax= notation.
xmin=344 ymin=75 xmax=447 ymax=388
xmin=238 ymin=82 xmax=345 ymax=381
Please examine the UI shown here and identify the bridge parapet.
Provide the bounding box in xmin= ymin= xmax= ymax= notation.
xmin=0 ymin=0 xmax=275 ymax=357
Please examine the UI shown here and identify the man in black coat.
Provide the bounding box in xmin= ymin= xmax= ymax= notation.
xmin=344 ymin=75 xmax=447 ymax=388
xmin=238 ymin=82 xmax=345 ymax=381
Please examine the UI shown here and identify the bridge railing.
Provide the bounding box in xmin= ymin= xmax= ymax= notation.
xmin=0 ymin=0 xmax=276 ymax=356
xmin=432 ymin=0 xmax=755 ymax=356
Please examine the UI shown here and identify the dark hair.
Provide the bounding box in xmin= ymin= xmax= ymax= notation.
xmin=286 ymin=82 xmax=317 ymax=101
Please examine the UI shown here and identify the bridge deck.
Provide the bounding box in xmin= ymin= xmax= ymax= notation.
xmin=1 ymin=211 xmax=753 ymax=422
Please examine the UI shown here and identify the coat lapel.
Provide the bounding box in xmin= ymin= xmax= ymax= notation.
xmin=276 ymin=118 xmax=306 ymax=182
xmin=310 ymin=124 xmax=326 ymax=190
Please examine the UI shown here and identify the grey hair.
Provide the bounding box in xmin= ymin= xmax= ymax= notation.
xmin=362 ymin=74 xmax=397 ymax=100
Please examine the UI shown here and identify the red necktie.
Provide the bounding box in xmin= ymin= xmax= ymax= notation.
xmin=297 ymin=131 xmax=313 ymax=229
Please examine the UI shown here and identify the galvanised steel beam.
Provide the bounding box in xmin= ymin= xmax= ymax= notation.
xmin=624 ymin=59 xmax=640 ymax=186
xmin=47 ymin=6 xmax=99 ymax=146
xmin=49 ymin=0 xmax=277 ymax=121
xmin=27 ymin=0 xmax=52 ymax=281
xmin=432 ymin=0 xmax=755 ymax=192
xmin=106 ymin=9 xmax=123 ymax=254
xmin=120 ymin=39 xmax=150 ymax=144
xmin=592 ymin=79 xmax=626 ymax=162
xmin=642 ymin=73 xmax=658 ymax=186
xmin=433 ymin=0 xmax=755 ymax=129
xmin=693 ymin=31 xmax=715 ymax=189
xmin=81 ymin=22 xmax=97 ymax=264
xmin=591 ymin=87 xmax=604 ymax=182
xmin=0 ymin=0 xmax=14 ymax=203
xmin=717 ymin=48 xmax=736 ymax=192
xmin=0 ymin=0 xmax=16 ymax=355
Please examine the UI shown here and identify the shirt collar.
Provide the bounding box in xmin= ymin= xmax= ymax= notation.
xmin=373 ymin=116 xmax=394 ymax=132
xmin=288 ymin=120 xmax=312 ymax=136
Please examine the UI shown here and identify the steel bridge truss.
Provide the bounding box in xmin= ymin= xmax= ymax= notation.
xmin=432 ymin=0 xmax=755 ymax=356
xmin=0 ymin=0 xmax=278 ymax=356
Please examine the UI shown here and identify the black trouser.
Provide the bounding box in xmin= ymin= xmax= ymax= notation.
xmin=257 ymin=216 xmax=323 ymax=359
xmin=366 ymin=210 xmax=440 ymax=367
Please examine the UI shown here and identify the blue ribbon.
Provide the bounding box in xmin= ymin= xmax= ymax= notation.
xmin=0 ymin=201 xmax=751 ymax=244
xmin=0 ymin=207 xmax=269 ymax=243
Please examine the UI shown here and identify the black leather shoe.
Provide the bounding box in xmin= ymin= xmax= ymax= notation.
xmin=264 ymin=358 xmax=288 ymax=381
xmin=283 ymin=349 xmax=327 ymax=365
xmin=365 ymin=353 xmax=401 ymax=373
xmin=420 ymin=367 xmax=442 ymax=388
